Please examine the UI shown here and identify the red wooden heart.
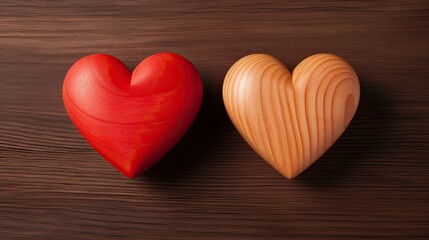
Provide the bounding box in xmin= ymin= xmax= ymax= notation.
xmin=63 ymin=53 xmax=203 ymax=178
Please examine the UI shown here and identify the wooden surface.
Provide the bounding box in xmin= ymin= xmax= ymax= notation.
xmin=1 ymin=1 xmax=428 ymax=239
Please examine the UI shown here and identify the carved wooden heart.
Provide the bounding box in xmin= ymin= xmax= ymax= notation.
xmin=223 ymin=53 xmax=360 ymax=179
xmin=63 ymin=53 xmax=203 ymax=178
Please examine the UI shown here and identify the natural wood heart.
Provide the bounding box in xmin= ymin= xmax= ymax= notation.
xmin=223 ymin=53 xmax=360 ymax=179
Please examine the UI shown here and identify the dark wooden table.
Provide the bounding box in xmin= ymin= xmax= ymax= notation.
xmin=1 ymin=1 xmax=428 ymax=239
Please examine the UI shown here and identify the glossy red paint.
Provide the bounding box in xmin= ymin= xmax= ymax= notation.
xmin=63 ymin=53 xmax=203 ymax=178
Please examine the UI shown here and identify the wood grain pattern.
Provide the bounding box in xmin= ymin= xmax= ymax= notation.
xmin=1 ymin=1 xmax=428 ymax=239
xmin=223 ymin=53 xmax=360 ymax=179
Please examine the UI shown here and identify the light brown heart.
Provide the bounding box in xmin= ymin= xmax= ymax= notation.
xmin=223 ymin=53 xmax=360 ymax=179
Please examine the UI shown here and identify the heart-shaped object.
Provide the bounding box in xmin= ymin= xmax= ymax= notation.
xmin=63 ymin=53 xmax=203 ymax=178
xmin=223 ymin=53 xmax=360 ymax=179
